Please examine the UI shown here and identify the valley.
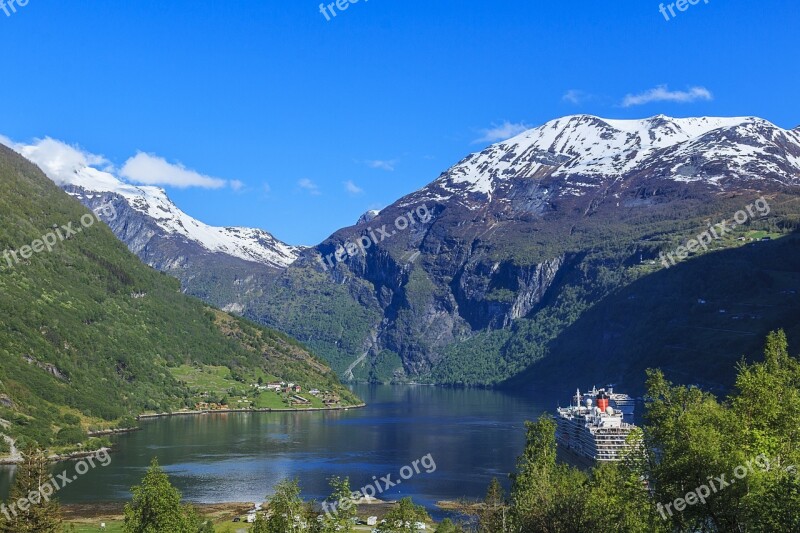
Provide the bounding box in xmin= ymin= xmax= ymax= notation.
xmin=2 ymin=2 xmax=799 ymax=531
xmin=23 ymin=115 xmax=799 ymax=394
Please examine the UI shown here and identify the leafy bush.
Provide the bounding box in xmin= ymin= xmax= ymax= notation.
xmin=55 ymin=426 xmax=87 ymax=446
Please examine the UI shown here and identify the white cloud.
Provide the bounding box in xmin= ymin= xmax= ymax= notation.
xmin=120 ymin=152 xmax=227 ymax=189
xmin=473 ymin=121 xmax=531 ymax=144
xmin=344 ymin=180 xmax=364 ymax=195
xmin=562 ymin=89 xmax=591 ymax=105
xmin=0 ymin=134 xmax=15 ymax=148
xmin=298 ymin=178 xmax=321 ymax=195
xmin=365 ymin=159 xmax=397 ymax=172
xmin=2 ymin=136 xmax=112 ymax=185
xmin=2 ymin=135 xmax=243 ymax=191
xmin=621 ymin=85 xmax=713 ymax=107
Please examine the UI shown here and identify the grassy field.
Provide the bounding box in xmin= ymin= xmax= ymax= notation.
xmin=64 ymin=502 xmax=254 ymax=532
xmin=63 ymin=501 xmax=426 ymax=532
xmin=169 ymin=364 xmax=336 ymax=411
xmin=69 ymin=520 xmax=249 ymax=532
xmin=71 ymin=523 xmax=124 ymax=533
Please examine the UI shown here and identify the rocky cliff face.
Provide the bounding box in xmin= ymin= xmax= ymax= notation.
xmin=452 ymin=256 xmax=565 ymax=329
xmin=18 ymin=115 xmax=800 ymax=387
xmin=258 ymin=115 xmax=800 ymax=381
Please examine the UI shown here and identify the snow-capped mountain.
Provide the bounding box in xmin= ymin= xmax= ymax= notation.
xmin=8 ymin=115 xmax=798 ymax=390
xmin=403 ymin=115 xmax=800 ymax=208
xmin=59 ymin=166 xmax=300 ymax=268
xmin=257 ymin=114 xmax=800 ymax=385
xmin=1 ymin=135 xmax=301 ymax=314
xmin=356 ymin=209 xmax=381 ymax=225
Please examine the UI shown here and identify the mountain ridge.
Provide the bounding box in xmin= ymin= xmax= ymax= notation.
xmin=0 ymin=143 xmax=356 ymax=451
xmin=2 ymin=137 xmax=300 ymax=269
xmin=5 ymin=114 xmax=800 ymax=391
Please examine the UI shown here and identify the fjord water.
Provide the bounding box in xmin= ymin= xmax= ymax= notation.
xmin=1 ymin=385 xmax=553 ymax=510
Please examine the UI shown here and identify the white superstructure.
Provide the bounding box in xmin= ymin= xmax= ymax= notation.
xmin=556 ymin=388 xmax=640 ymax=463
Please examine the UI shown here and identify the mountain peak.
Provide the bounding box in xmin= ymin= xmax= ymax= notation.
xmin=413 ymin=114 xmax=800 ymax=207
xmin=4 ymin=139 xmax=301 ymax=269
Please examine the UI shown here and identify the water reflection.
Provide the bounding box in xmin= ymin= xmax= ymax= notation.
xmin=1 ymin=384 xmax=557 ymax=512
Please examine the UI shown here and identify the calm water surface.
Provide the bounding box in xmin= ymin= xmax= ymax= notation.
xmin=1 ymin=385 xmax=559 ymax=511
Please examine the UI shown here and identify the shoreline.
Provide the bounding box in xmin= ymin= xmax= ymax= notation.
xmin=0 ymin=446 xmax=112 ymax=466
xmin=62 ymin=498 xmax=411 ymax=526
xmin=137 ymin=403 xmax=367 ymax=419
xmin=1 ymin=405 xmax=366 ymax=465
xmin=88 ymin=426 xmax=140 ymax=437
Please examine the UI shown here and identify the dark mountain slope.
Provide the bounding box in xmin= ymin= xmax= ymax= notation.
xmin=506 ymin=227 xmax=800 ymax=394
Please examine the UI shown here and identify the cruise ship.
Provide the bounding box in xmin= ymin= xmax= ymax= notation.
xmin=587 ymin=385 xmax=636 ymax=417
xmin=555 ymin=388 xmax=640 ymax=464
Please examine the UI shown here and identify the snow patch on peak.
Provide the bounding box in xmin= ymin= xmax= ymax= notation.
xmin=357 ymin=209 xmax=381 ymax=225
xmin=68 ymin=167 xmax=301 ymax=268
xmin=423 ymin=115 xmax=799 ymax=206
xmin=11 ymin=142 xmax=301 ymax=269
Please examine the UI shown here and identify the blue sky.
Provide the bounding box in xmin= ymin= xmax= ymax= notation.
xmin=0 ymin=0 xmax=797 ymax=245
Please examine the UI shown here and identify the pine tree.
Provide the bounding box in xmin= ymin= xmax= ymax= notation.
xmin=122 ymin=458 xmax=200 ymax=533
xmin=0 ymin=446 xmax=62 ymax=533
xmin=477 ymin=477 xmax=507 ymax=532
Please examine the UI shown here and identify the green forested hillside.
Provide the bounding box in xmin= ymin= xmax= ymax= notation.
xmin=429 ymin=200 xmax=800 ymax=391
xmin=0 ymin=145 xmax=356 ymax=450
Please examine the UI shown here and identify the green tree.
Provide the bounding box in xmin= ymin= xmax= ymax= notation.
xmin=638 ymin=330 xmax=800 ymax=532
xmin=0 ymin=446 xmax=62 ymax=533
xmin=731 ymin=330 xmax=800 ymax=530
xmin=317 ymin=477 xmax=356 ymax=533
xmin=643 ymin=369 xmax=746 ymax=531
xmin=376 ymin=497 xmax=430 ymax=532
xmin=509 ymin=416 xmax=588 ymax=532
xmin=434 ymin=518 xmax=463 ymax=532
xmin=263 ymin=479 xmax=309 ymax=532
xmin=582 ymin=457 xmax=665 ymax=533
xmin=476 ymin=478 xmax=508 ymax=532
xmin=123 ymin=458 xmax=202 ymax=533
xmin=251 ymin=513 xmax=268 ymax=533
xmin=491 ymin=330 xmax=800 ymax=532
